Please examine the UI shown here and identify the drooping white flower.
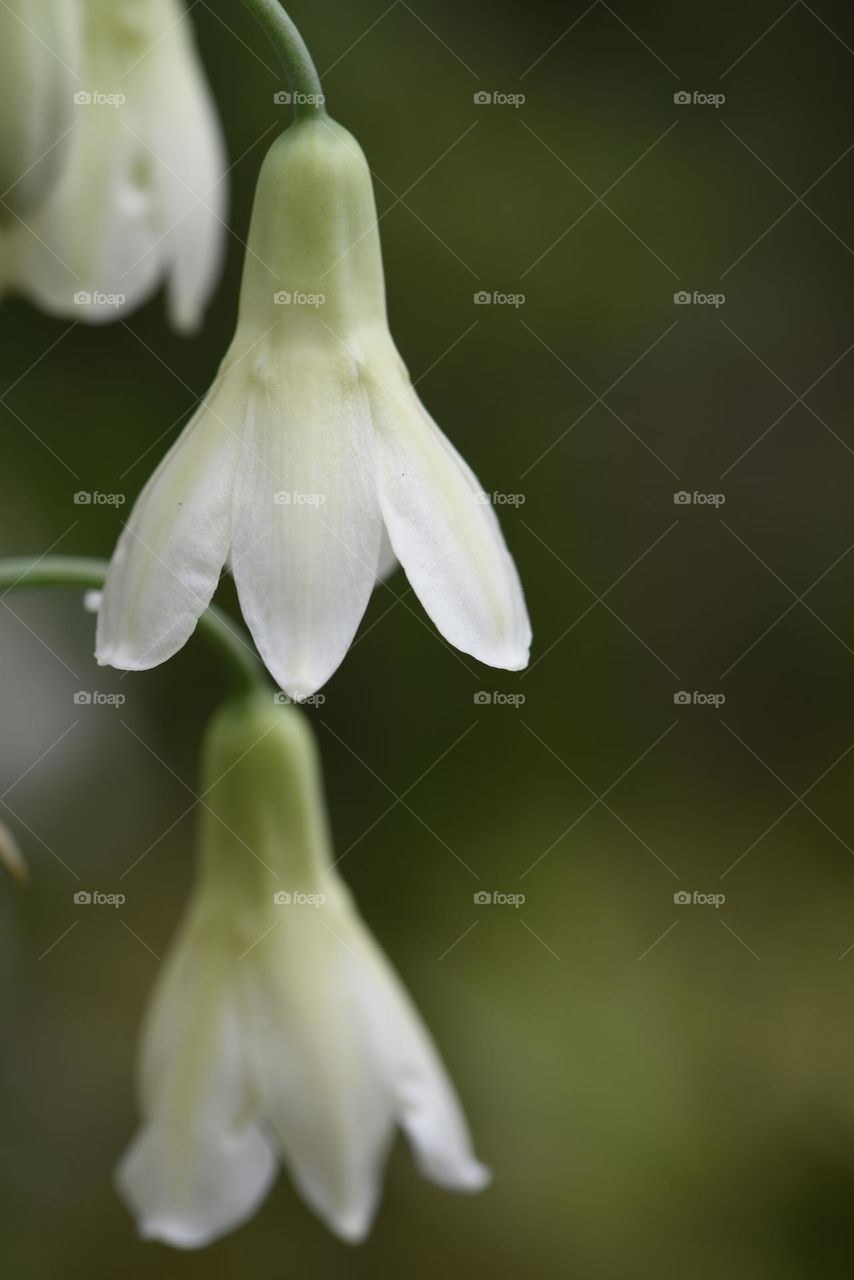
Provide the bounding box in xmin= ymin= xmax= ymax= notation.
xmin=0 ymin=0 xmax=81 ymax=220
xmin=1 ymin=0 xmax=227 ymax=330
xmin=118 ymin=694 xmax=489 ymax=1247
xmin=97 ymin=114 xmax=531 ymax=697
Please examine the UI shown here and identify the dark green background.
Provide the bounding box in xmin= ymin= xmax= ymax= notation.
xmin=3 ymin=1 xmax=854 ymax=1276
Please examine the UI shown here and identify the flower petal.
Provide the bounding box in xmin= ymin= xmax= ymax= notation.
xmin=96 ymin=382 xmax=238 ymax=671
xmin=138 ymin=2 xmax=227 ymax=332
xmin=231 ymin=349 xmax=381 ymax=700
xmin=346 ymin=911 xmax=491 ymax=1192
xmin=368 ymin=361 xmax=531 ymax=670
xmin=243 ymin=907 xmax=394 ymax=1242
xmin=117 ymin=934 xmax=277 ymax=1249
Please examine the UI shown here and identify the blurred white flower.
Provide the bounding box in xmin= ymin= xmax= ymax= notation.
xmin=118 ymin=695 xmax=489 ymax=1247
xmin=1 ymin=0 xmax=226 ymax=330
xmin=0 ymin=820 xmax=27 ymax=884
xmin=0 ymin=0 xmax=80 ymax=220
xmin=97 ymin=115 xmax=531 ymax=697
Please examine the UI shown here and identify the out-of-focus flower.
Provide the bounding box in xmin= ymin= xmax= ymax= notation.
xmin=97 ymin=115 xmax=531 ymax=698
xmin=118 ymin=694 xmax=489 ymax=1247
xmin=0 ymin=0 xmax=80 ymax=220
xmin=0 ymin=820 xmax=28 ymax=884
xmin=1 ymin=0 xmax=227 ymax=330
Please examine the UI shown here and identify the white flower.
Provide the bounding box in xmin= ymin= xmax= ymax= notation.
xmin=0 ymin=0 xmax=80 ymax=220
xmin=97 ymin=115 xmax=531 ymax=697
xmin=117 ymin=695 xmax=489 ymax=1247
xmin=1 ymin=0 xmax=226 ymax=330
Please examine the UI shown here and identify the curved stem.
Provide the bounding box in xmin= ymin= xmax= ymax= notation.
xmin=240 ymin=0 xmax=325 ymax=119
xmin=0 ymin=557 xmax=266 ymax=696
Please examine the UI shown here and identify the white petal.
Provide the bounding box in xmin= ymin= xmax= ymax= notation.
xmin=242 ymin=910 xmax=394 ymax=1242
xmin=96 ymin=382 xmax=238 ymax=671
xmin=137 ymin=2 xmax=228 ymax=332
xmin=346 ymin=911 xmax=491 ymax=1192
xmin=231 ymin=349 xmax=381 ymax=700
xmin=368 ymin=360 xmax=531 ymax=670
xmin=9 ymin=97 xmax=161 ymax=321
xmin=117 ymin=936 xmax=277 ymax=1249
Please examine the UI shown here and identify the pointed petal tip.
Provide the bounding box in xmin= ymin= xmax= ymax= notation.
xmin=94 ymin=644 xmax=158 ymax=674
xmin=417 ymin=1152 xmax=492 ymax=1194
xmin=134 ymin=1216 xmax=212 ymax=1251
xmin=327 ymin=1209 xmax=375 ymax=1246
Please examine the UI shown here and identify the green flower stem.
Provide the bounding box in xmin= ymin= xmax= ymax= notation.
xmin=0 ymin=556 xmax=266 ymax=696
xmin=240 ymin=0 xmax=325 ymax=118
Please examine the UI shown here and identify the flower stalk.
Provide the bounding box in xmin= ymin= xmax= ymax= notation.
xmin=240 ymin=0 xmax=326 ymax=117
xmin=0 ymin=556 xmax=265 ymax=696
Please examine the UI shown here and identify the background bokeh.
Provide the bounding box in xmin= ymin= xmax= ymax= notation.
xmin=3 ymin=1 xmax=854 ymax=1275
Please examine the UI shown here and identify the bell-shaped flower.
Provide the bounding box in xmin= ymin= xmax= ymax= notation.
xmin=0 ymin=0 xmax=80 ymax=220
xmin=1 ymin=0 xmax=226 ymax=330
xmin=96 ymin=113 xmax=531 ymax=698
xmin=117 ymin=693 xmax=489 ymax=1247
